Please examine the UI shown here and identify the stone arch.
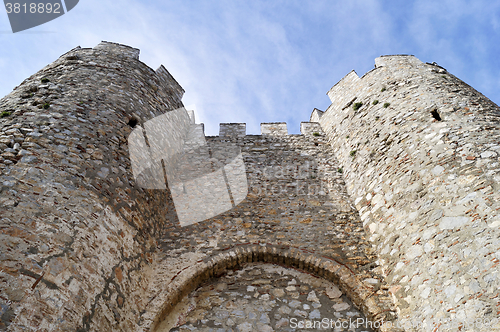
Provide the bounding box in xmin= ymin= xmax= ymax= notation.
xmin=147 ymin=244 xmax=389 ymax=331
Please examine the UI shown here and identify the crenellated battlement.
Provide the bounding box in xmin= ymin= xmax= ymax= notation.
xmin=326 ymin=55 xmax=431 ymax=109
xmin=260 ymin=122 xmax=288 ymax=135
xmin=215 ymin=120 xmax=324 ymax=137
xmin=310 ymin=107 xmax=324 ymax=122
xmin=93 ymin=41 xmax=141 ymax=59
xmin=219 ymin=123 xmax=246 ymax=137
xmin=300 ymin=121 xmax=323 ymax=136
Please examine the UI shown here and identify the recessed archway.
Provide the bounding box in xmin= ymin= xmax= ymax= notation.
xmin=148 ymin=244 xmax=396 ymax=332
xmin=156 ymin=262 xmax=375 ymax=331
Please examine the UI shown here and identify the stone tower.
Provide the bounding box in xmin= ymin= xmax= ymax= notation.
xmin=317 ymin=55 xmax=500 ymax=330
xmin=0 ymin=43 xmax=499 ymax=332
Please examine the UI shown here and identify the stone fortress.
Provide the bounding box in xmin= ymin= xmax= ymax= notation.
xmin=0 ymin=41 xmax=499 ymax=331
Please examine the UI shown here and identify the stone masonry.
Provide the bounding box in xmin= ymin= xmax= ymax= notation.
xmin=158 ymin=264 xmax=376 ymax=332
xmin=148 ymin=123 xmax=397 ymax=331
xmin=318 ymin=55 xmax=500 ymax=331
xmin=0 ymin=42 xmax=397 ymax=332
xmin=0 ymin=42 xmax=184 ymax=331
xmin=0 ymin=43 xmax=499 ymax=332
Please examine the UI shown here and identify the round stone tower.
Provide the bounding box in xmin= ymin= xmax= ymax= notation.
xmin=318 ymin=55 xmax=500 ymax=330
xmin=0 ymin=41 xmax=184 ymax=331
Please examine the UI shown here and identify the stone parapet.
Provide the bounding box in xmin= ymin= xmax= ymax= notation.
xmin=326 ymin=70 xmax=361 ymax=107
xmin=261 ymin=122 xmax=288 ymax=136
xmin=300 ymin=121 xmax=323 ymax=136
xmin=310 ymin=107 xmax=324 ymax=122
xmin=155 ymin=65 xmax=185 ymax=102
xmin=93 ymin=41 xmax=141 ymax=59
xmin=219 ymin=123 xmax=246 ymax=137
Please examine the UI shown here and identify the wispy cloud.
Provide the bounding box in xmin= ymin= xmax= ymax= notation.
xmin=0 ymin=0 xmax=498 ymax=135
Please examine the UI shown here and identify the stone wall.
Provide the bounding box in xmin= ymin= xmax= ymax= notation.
xmin=143 ymin=123 xmax=399 ymax=331
xmin=317 ymin=55 xmax=500 ymax=330
xmin=0 ymin=43 xmax=399 ymax=332
xmin=0 ymin=41 xmax=184 ymax=331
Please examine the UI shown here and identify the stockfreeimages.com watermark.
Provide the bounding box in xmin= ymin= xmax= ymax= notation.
xmin=3 ymin=0 xmax=79 ymax=33
xmin=289 ymin=317 xmax=500 ymax=330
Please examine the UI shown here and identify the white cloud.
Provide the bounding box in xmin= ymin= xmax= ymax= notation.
xmin=0 ymin=0 xmax=498 ymax=136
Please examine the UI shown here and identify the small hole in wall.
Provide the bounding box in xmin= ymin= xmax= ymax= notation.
xmin=128 ymin=116 xmax=139 ymax=128
xmin=431 ymin=109 xmax=442 ymax=121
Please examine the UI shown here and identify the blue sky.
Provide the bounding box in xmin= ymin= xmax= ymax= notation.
xmin=1 ymin=0 xmax=499 ymax=135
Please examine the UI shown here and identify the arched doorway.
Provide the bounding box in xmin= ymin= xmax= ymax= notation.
xmin=156 ymin=263 xmax=375 ymax=332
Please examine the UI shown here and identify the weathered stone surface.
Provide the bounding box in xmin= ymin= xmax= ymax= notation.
xmin=158 ymin=264 xmax=373 ymax=332
xmin=0 ymin=43 xmax=396 ymax=332
xmin=5 ymin=45 xmax=497 ymax=332
xmin=318 ymin=55 xmax=500 ymax=331
xmin=146 ymin=127 xmax=398 ymax=331
xmin=0 ymin=42 xmax=183 ymax=332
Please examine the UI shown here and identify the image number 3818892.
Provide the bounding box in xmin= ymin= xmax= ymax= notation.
xmin=3 ymin=0 xmax=79 ymax=33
